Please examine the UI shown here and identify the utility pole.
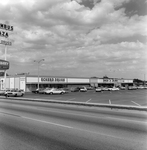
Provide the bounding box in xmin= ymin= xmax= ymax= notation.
xmin=34 ymin=59 xmax=44 ymax=90
xmin=4 ymin=44 xmax=7 ymax=90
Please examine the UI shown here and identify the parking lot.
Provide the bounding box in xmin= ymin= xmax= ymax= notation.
xmin=19 ymin=89 xmax=147 ymax=107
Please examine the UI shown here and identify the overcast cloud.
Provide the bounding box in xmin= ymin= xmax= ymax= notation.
xmin=0 ymin=0 xmax=147 ymax=80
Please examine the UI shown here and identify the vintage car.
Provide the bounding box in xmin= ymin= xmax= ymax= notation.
xmin=0 ymin=90 xmax=6 ymax=95
xmin=38 ymin=88 xmax=51 ymax=94
xmin=45 ymin=88 xmax=65 ymax=95
xmin=111 ymin=87 xmax=120 ymax=91
xmin=79 ymin=86 xmax=87 ymax=92
xmin=5 ymin=89 xmax=24 ymax=97
xmin=71 ymin=87 xmax=80 ymax=92
xmin=95 ymin=87 xmax=102 ymax=92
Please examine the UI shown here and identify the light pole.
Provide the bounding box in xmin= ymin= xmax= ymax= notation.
xmin=34 ymin=59 xmax=44 ymax=90
xmin=4 ymin=44 xmax=7 ymax=90
xmin=144 ymin=73 xmax=146 ymax=86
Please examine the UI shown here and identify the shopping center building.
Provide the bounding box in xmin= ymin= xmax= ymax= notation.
xmin=0 ymin=74 xmax=133 ymax=92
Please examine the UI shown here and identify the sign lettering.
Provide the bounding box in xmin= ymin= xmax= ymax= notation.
xmin=0 ymin=30 xmax=9 ymax=38
xmin=103 ymin=78 xmax=118 ymax=83
xmin=41 ymin=77 xmax=66 ymax=82
xmin=0 ymin=40 xmax=12 ymax=45
xmin=0 ymin=23 xmax=13 ymax=31
xmin=0 ymin=59 xmax=9 ymax=70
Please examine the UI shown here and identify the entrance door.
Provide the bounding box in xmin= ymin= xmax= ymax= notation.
xmin=20 ymin=77 xmax=26 ymax=91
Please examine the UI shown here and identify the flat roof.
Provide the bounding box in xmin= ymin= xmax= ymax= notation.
xmin=0 ymin=74 xmax=133 ymax=80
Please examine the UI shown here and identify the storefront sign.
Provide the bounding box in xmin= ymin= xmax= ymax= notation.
xmin=41 ymin=77 xmax=66 ymax=82
xmin=0 ymin=39 xmax=12 ymax=45
xmin=103 ymin=78 xmax=118 ymax=83
xmin=0 ymin=22 xmax=13 ymax=46
xmin=0 ymin=59 xmax=9 ymax=70
xmin=0 ymin=30 xmax=9 ymax=38
xmin=0 ymin=23 xmax=13 ymax=31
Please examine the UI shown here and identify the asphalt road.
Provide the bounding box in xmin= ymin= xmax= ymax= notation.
xmin=0 ymin=99 xmax=147 ymax=150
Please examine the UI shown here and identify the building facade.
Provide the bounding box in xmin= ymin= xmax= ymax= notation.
xmin=0 ymin=75 xmax=133 ymax=92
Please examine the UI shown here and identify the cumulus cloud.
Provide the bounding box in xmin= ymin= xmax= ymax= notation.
xmin=0 ymin=0 xmax=146 ymax=79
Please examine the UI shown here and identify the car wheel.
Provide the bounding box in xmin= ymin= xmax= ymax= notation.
xmin=14 ymin=94 xmax=17 ymax=97
xmin=50 ymin=92 xmax=53 ymax=95
xmin=21 ymin=94 xmax=24 ymax=97
xmin=60 ymin=92 xmax=63 ymax=94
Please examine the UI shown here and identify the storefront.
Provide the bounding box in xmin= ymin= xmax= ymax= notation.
xmin=0 ymin=75 xmax=133 ymax=92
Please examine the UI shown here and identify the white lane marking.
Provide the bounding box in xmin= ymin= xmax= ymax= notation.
xmin=86 ymin=99 xmax=91 ymax=103
xmin=131 ymin=101 xmax=141 ymax=106
xmin=1 ymin=105 xmax=146 ymax=124
xmin=0 ymin=112 xmax=144 ymax=142
xmin=66 ymin=98 xmax=75 ymax=101
xmin=21 ymin=116 xmax=73 ymax=129
xmin=21 ymin=116 xmax=131 ymax=140
xmin=34 ymin=108 xmax=147 ymax=123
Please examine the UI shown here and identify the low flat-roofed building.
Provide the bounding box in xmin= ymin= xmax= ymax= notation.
xmin=0 ymin=75 xmax=133 ymax=92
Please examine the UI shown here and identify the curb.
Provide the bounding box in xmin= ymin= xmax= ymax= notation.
xmin=0 ymin=96 xmax=147 ymax=111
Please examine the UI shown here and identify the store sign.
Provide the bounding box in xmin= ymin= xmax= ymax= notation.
xmin=0 ymin=30 xmax=9 ymax=38
xmin=0 ymin=39 xmax=12 ymax=45
xmin=103 ymin=78 xmax=118 ymax=83
xmin=0 ymin=23 xmax=13 ymax=31
xmin=41 ymin=77 xmax=66 ymax=82
xmin=0 ymin=59 xmax=9 ymax=70
xmin=0 ymin=23 xmax=13 ymax=46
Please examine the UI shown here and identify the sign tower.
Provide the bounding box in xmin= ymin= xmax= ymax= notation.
xmin=0 ymin=22 xmax=13 ymax=90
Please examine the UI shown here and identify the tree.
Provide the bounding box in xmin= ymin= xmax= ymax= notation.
xmin=133 ymin=79 xmax=144 ymax=85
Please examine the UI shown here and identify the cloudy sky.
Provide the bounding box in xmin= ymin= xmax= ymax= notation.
xmin=0 ymin=0 xmax=147 ymax=80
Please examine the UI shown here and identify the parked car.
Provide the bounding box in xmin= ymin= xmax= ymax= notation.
xmin=18 ymin=89 xmax=25 ymax=94
xmin=86 ymin=86 xmax=94 ymax=90
xmin=132 ymin=86 xmax=137 ymax=90
xmin=38 ymin=88 xmax=51 ymax=94
xmin=32 ymin=89 xmax=39 ymax=93
xmin=71 ymin=87 xmax=80 ymax=92
xmin=32 ymin=88 xmax=44 ymax=93
xmin=119 ymin=86 xmax=126 ymax=90
xmin=111 ymin=87 xmax=120 ymax=91
xmin=45 ymin=88 xmax=64 ymax=94
xmin=79 ymin=86 xmax=87 ymax=92
xmin=5 ymin=89 xmax=24 ymax=97
xmin=137 ymin=86 xmax=145 ymax=89
xmin=101 ymin=87 xmax=109 ymax=91
xmin=59 ymin=88 xmax=70 ymax=93
xmin=0 ymin=90 xmax=7 ymax=95
xmin=108 ymin=87 xmax=113 ymax=91
xmin=128 ymin=86 xmax=137 ymax=90
xmin=95 ymin=87 xmax=102 ymax=92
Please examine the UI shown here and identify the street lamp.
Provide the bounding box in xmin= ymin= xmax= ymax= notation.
xmin=34 ymin=59 xmax=44 ymax=91
xmin=4 ymin=44 xmax=7 ymax=91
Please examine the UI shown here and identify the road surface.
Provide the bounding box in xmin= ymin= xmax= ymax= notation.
xmin=0 ymin=99 xmax=147 ymax=150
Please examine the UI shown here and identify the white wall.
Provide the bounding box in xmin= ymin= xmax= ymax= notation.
xmin=20 ymin=77 xmax=26 ymax=91
xmin=97 ymin=79 xmax=103 ymax=83
xmin=124 ymin=79 xmax=133 ymax=83
xmin=10 ymin=78 xmax=14 ymax=89
xmin=27 ymin=77 xmax=38 ymax=83
xmin=15 ymin=78 xmax=20 ymax=89
xmin=6 ymin=78 xmax=10 ymax=89
xmin=67 ymin=78 xmax=89 ymax=83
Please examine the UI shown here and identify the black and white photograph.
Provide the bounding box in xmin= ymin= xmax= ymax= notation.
xmin=0 ymin=0 xmax=147 ymax=150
